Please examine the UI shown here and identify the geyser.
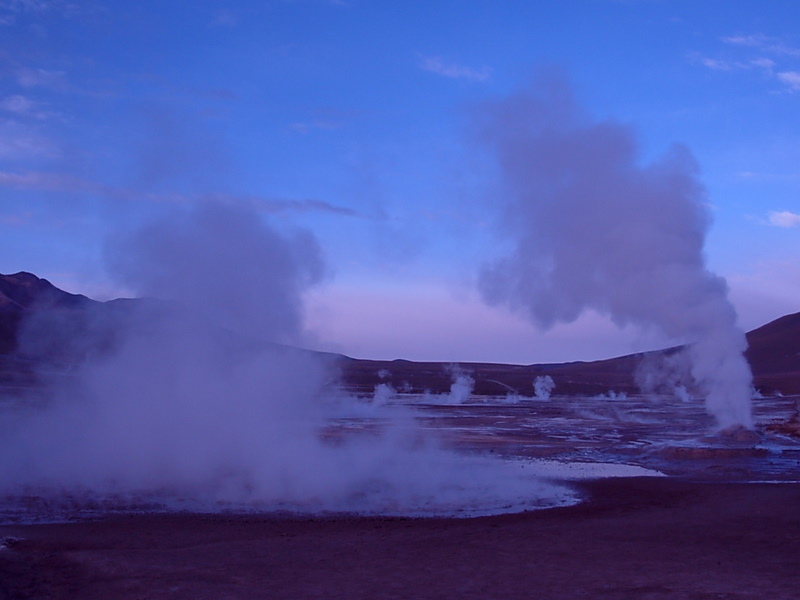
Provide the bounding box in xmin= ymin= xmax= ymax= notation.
xmin=475 ymin=74 xmax=753 ymax=430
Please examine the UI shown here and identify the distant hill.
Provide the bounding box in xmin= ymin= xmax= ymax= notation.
xmin=1 ymin=271 xmax=798 ymax=396
xmin=744 ymin=311 xmax=800 ymax=395
xmin=337 ymin=313 xmax=800 ymax=396
xmin=0 ymin=272 xmax=168 ymax=389
xmin=0 ymin=272 xmax=95 ymax=353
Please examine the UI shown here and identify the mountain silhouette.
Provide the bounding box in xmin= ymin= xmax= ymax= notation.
xmin=0 ymin=271 xmax=797 ymax=396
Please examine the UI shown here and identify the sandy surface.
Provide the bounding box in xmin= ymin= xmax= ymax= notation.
xmin=1 ymin=477 xmax=799 ymax=599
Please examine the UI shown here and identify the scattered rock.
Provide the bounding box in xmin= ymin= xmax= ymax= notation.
xmin=0 ymin=537 xmax=23 ymax=551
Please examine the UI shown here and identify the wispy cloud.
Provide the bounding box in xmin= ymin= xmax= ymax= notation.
xmin=0 ymin=1 xmax=56 ymax=11
xmin=0 ymin=0 xmax=89 ymax=26
xmin=287 ymin=106 xmax=362 ymax=135
xmin=236 ymin=194 xmax=358 ymax=217
xmin=697 ymin=33 xmax=800 ymax=92
xmin=777 ymin=70 xmax=800 ymax=90
xmin=419 ymin=55 xmax=491 ymax=82
xmin=722 ymin=34 xmax=768 ymax=48
xmin=0 ymin=121 xmax=59 ymax=159
xmin=697 ymin=56 xmax=736 ymax=71
xmin=0 ymin=95 xmax=34 ymax=114
xmin=768 ymin=210 xmax=800 ymax=228
xmin=0 ymin=94 xmax=54 ymax=119
xmin=722 ymin=33 xmax=800 ymax=57
xmin=692 ymin=55 xmax=779 ymax=73
xmin=15 ymin=66 xmax=67 ymax=89
xmin=751 ymin=57 xmax=776 ymax=71
xmin=0 ymin=170 xmax=103 ymax=193
xmin=0 ymin=0 xmax=52 ymax=18
xmin=0 ymin=170 xmax=359 ymax=218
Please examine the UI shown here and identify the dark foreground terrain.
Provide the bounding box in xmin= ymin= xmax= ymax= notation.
xmin=1 ymin=478 xmax=799 ymax=600
xmin=1 ymin=273 xmax=799 ymax=599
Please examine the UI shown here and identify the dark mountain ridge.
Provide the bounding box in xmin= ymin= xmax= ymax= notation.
xmin=1 ymin=271 xmax=798 ymax=396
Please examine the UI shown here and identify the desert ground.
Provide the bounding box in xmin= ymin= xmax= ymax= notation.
xmin=1 ymin=392 xmax=799 ymax=600
xmin=1 ymin=477 xmax=798 ymax=600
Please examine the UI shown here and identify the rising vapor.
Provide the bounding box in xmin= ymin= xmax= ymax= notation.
xmin=475 ymin=74 xmax=753 ymax=430
xmin=0 ymin=201 xmax=571 ymax=516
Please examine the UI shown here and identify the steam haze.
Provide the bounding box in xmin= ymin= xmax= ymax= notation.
xmin=0 ymin=202 xmax=572 ymax=516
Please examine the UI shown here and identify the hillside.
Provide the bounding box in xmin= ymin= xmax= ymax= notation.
xmin=337 ymin=314 xmax=800 ymax=397
xmin=1 ymin=272 xmax=798 ymax=396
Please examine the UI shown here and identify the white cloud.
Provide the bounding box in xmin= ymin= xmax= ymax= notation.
xmin=722 ymin=34 xmax=767 ymax=47
xmin=694 ymin=54 xmax=776 ymax=75
xmin=698 ymin=34 xmax=800 ymax=92
xmin=777 ymin=70 xmax=800 ymax=90
xmin=419 ymin=56 xmax=491 ymax=82
xmin=751 ymin=57 xmax=775 ymax=71
xmin=689 ymin=52 xmax=748 ymax=72
xmin=768 ymin=210 xmax=800 ymax=228
xmin=699 ymin=57 xmax=736 ymax=71
xmin=722 ymin=33 xmax=800 ymax=57
xmin=769 ymin=43 xmax=800 ymax=58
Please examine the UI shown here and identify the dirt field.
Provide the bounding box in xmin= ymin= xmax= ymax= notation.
xmin=1 ymin=477 xmax=798 ymax=600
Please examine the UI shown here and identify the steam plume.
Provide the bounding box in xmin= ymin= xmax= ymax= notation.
xmin=475 ymin=75 xmax=753 ymax=430
xmin=446 ymin=365 xmax=474 ymax=404
xmin=3 ymin=202 xmax=331 ymax=501
xmin=534 ymin=375 xmax=555 ymax=401
xmin=106 ymin=201 xmax=324 ymax=345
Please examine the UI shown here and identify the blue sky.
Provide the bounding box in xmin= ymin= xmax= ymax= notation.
xmin=1 ymin=0 xmax=799 ymax=364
